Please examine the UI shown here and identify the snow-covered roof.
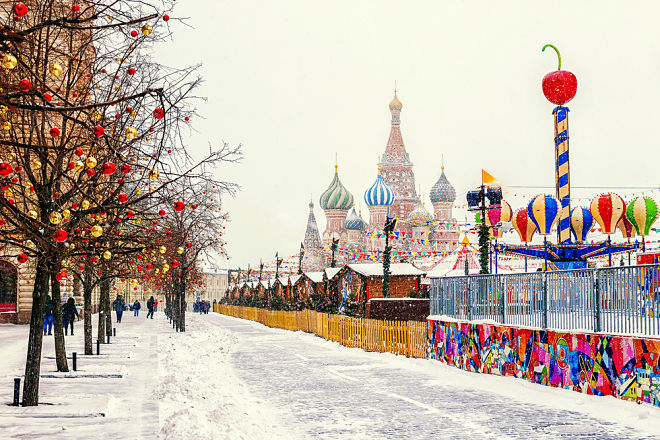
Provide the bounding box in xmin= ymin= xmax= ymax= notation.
xmin=305 ymin=271 xmax=324 ymax=283
xmin=259 ymin=280 xmax=269 ymax=289
xmin=289 ymin=275 xmax=302 ymax=285
xmin=325 ymin=267 xmax=341 ymax=280
xmin=277 ymin=277 xmax=289 ymax=286
xmin=346 ymin=263 xmax=425 ymax=277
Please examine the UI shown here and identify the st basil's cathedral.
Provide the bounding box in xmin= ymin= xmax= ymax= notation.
xmin=302 ymin=92 xmax=460 ymax=270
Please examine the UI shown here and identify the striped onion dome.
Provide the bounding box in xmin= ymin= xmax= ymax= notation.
xmin=319 ymin=166 xmax=354 ymax=210
xmin=429 ymin=166 xmax=456 ymax=204
xmin=407 ymin=198 xmax=434 ymax=226
xmin=364 ymin=171 xmax=395 ymax=207
xmin=345 ymin=208 xmax=366 ymax=231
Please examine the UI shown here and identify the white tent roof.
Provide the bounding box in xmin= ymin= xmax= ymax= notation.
xmin=289 ymin=275 xmax=301 ymax=285
xmin=305 ymin=271 xmax=324 ymax=283
xmin=347 ymin=263 xmax=425 ymax=277
xmin=325 ymin=267 xmax=341 ymax=280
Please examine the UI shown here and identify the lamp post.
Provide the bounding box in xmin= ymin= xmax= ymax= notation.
xmin=330 ymin=238 xmax=339 ymax=268
xmin=298 ymin=242 xmax=304 ymax=275
xmin=382 ymin=216 xmax=397 ymax=298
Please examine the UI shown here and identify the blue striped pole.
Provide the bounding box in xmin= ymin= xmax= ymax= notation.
xmin=553 ymin=106 xmax=571 ymax=244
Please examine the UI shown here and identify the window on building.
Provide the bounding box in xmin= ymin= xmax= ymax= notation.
xmin=0 ymin=260 xmax=18 ymax=306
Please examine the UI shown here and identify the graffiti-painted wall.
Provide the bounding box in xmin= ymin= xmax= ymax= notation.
xmin=427 ymin=319 xmax=660 ymax=407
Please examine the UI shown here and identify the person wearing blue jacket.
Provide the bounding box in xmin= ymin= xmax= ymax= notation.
xmin=133 ymin=300 xmax=141 ymax=317
xmin=112 ymin=295 xmax=125 ymax=323
xmin=43 ymin=295 xmax=53 ymax=335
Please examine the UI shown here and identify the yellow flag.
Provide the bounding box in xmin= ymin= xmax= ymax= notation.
xmin=482 ymin=169 xmax=500 ymax=185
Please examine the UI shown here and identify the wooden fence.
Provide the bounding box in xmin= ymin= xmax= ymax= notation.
xmin=214 ymin=304 xmax=427 ymax=359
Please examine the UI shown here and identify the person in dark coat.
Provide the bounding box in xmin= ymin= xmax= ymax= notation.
xmin=112 ymin=295 xmax=125 ymax=323
xmin=146 ymin=296 xmax=155 ymax=319
xmin=43 ymin=295 xmax=53 ymax=335
xmin=133 ymin=300 xmax=141 ymax=317
xmin=62 ymin=297 xmax=79 ymax=336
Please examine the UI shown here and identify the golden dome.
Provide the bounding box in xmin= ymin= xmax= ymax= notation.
xmin=389 ymin=91 xmax=403 ymax=110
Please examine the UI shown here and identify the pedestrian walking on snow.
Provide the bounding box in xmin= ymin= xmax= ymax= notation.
xmin=146 ymin=296 xmax=155 ymax=319
xmin=62 ymin=297 xmax=79 ymax=336
xmin=43 ymin=295 xmax=53 ymax=335
xmin=133 ymin=300 xmax=141 ymax=317
xmin=113 ymin=295 xmax=125 ymax=323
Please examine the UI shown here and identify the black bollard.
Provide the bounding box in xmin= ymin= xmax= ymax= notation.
xmin=113 ymin=328 xmax=116 ymax=337
xmin=106 ymin=332 xmax=110 ymax=344
xmin=12 ymin=378 xmax=20 ymax=406
xmin=175 ymin=321 xmax=179 ymax=332
xmin=72 ymin=352 xmax=77 ymax=371
xmin=96 ymin=339 xmax=100 ymax=355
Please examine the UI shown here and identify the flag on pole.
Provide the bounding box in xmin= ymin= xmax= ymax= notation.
xmin=482 ymin=169 xmax=500 ymax=186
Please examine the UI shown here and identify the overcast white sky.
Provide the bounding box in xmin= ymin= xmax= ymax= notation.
xmin=157 ymin=0 xmax=660 ymax=269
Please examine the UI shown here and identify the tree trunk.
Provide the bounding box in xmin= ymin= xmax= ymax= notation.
xmin=179 ymin=277 xmax=186 ymax=332
xmin=97 ymin=285 xmax=105 ymax=344
xmin=105 ymin=284 xmax=111 ymax=334
xmin=99 ymin=277 xmax=110 ymax=341
xmin=50 ymin=265 xmax=69 ymax=372
xmin=83 ymin=268 xmax=93 ymax=355
xmin=22 ymin=257 xmax=49 ymax=406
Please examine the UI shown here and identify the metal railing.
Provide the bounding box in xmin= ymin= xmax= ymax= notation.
xmin=430 ymin=264 xmax=660 ymax=335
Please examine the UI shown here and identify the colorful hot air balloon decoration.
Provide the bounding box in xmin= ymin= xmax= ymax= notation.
xmin=486 ymin=199 xmax=512 ymax=238
xmin=528 ymin=195 xmax=560 ymax=270
xmin=617 ymin=215 xmax=636 ymax=242
xmin=590 ymin=193 xmax=625 ymax=234
xmin=570 ymin=207 xmax=593 ymax=243
xmin=513 ymin=208 xmax=537 ymax=243
xmin=626 ymin=197 xmax=658 ymax=251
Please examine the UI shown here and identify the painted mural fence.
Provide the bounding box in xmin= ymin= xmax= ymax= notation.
xmin=430 ymin=264 xmax=660 ymax=335
xmin=214 ymin=305 xmax=426 ymax=358
xmin=427 ymin=317 xmax=660 ymax=407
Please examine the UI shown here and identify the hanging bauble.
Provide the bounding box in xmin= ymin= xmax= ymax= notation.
xmin=163 ymin=14 xmax=170 ymax=21
xmin=49 ymin=63 xmax=63 ymax=76
xmin=149 ymin=169 xmax=160 ymax=180
xmin=17 ymin=253 xmax=28 ymax=264
xmin=49 ymin=211 xmax=62 ymax=224
xmin=81 ymin=200 xmax=90 ymax=210
xmin=618 ymin=215 xmax=636 ymax=241
xmin=56 ymin=271 xmax=67 ymax=282
xmin=50 ymin=127 xmax=60 ymax=137
xmin=62 ymin=209 xmax=71 ymax=218
xmin=626 ymin=197 xmax=658 ymax=237
xmin=2 ymin=54 xmax=17 ymax=69
xmin=2 ymin=122 xmax=11 ymax=131
xmin=103 ymin=250 xmax=112 ymax=260
xmin=101 ymin=162 xmax=116 ymax=174
xmin=74 ymin=148 xmax=84 ymax=156
xmin=91 ymin=225 xmax=103 ymax=237
xmin=13 ymin=3 xmax=27 ymax=17
xmin=130 ymin=30 xmax=138 ymax=38
xmin=570 ymin=207 xmax=593 ymax=243
xmin=118 ymin=193 xmax=128 ymax=203
xmin=141 ymin=24 xmax=153 ymax=35
xmin=527 ymin=195 xmax=559 ymax=236
xmin=158 ymin=209 xmax=165 ymax=216
xmin=93 ymin=125 xmax=104 ymax=137
xmin=19 ymin=79 xmax=31 ymax=91
xmin=128 ymin=67 xmax=136 ymax=75
xmin=74 ymin=160 xmax=84 ymax=171
xmin=72 ymin=4 xmax=80 ymax=12
xmin=53 ymin=229 xmax=68 ymax=242
xmin=0 ymin=162 xmax=13 ymax=176
xmin=125 ymin=126 xmax=137 ymax=139
xmin=27 ymin=210 xmax=37 ymax=219
xmin=85 ymin=157 xmax=97 ymax=168
xmin=174 ymin=201 xmax=185 ymax=212
xmin=171 ymin=260 xmax=179 ymax=268
xmin=159 ymin=246 xmax=166 ymax=254
xmin=512 ymin=208 xmax=537 ymax=243
xmin=120 ymin=164 xmax=131 ymax=174
xmin=162 ymin=264 xmax=170 ymax=273
xmin=153 ymin=108 xmax=165 ymax=119
xmin=176 ymin=246 xmax=184 ymax=254
xmin=31 ymin=160 xmax=42 ymax=170
xmin=590 ymin=193 xmax=625 ymax=235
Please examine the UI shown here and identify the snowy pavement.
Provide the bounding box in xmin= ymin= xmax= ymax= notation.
xmin=2 ymin=312 xmax=660 ymax=439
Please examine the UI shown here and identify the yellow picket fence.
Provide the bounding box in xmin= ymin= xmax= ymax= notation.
xmin=214 ymin=304 xmax=427 ymax=359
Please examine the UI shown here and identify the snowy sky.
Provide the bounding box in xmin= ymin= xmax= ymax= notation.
xmin=156 ymin=0 xmax=660 ymax=269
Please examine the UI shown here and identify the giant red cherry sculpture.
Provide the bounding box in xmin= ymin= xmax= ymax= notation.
xmin=541 ymin=44 xmax=577 ymax=106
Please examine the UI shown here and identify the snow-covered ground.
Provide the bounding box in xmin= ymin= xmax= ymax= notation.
xmin=2 ymin=311 xmax=660 ymax=439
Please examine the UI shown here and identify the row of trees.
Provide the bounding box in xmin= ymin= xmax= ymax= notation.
xmin=0 ymin=0 xmax=238 ymax=405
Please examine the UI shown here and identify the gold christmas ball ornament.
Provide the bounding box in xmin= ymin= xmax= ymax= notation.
xmin=2 ymin=121 xmax=11 ymax=131
xmin=125 ymin=126 xmax=137 ymax=139
xmin=49 ymin=63 xmax=63 ymax=76
xmin=93 ymin=111 xmax=102 ymax=121
xmin=176 ymin=246 xmax=184 ymax=254
xmin=2 ymin=54 xmax=17 ymax=69
xmin=32 ymin=160 xmax=42 ymax=170
xmin=74 ymin=160 xmax=84 ymax=171
xmin=159 ymin=246 xmax=166 ymax=254
xmin=162 ymin=264 xmax=169 ymax=273
xmin=90 ymin=225 xmax=103 ymax=237
xmin=85 ymin=157 xmax=97 ymax=168
xmin=141 ymin=24 xmax=153 ymax=36
xmin=49 ymin=211 xmax=62 ymax=225
xmin=149 ymin=169 xmax=160 ymax=180
xmin=103 ymin=250 xmax=112 ymax=260
xmin=62 ymin=209 xmax=71 ymax=218
xmin=81 ymin=200 xmax=90 ymax=210
xmin=27 ymin=210 xmax=38 ymax=219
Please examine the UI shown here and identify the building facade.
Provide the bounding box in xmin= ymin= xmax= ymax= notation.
xmin=200 ymin=270 xmax=229 ymax=302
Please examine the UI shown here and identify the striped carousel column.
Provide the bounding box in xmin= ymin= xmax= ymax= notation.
xmin=553 ymin=106 xmax=571 ymax=244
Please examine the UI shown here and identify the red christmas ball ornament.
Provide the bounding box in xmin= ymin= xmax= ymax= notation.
xmin=54 ymin=229 xmax=68 ymax=242
xmin=127 ymin=67 xmax=136 ymax=75
xmin=56 ymin=271 xmax=67 ymax=282
xmin=50 ymin=127 xmax=60 ymax=137
xmin=167 ymin=149 xmax=172 ymax=154
xmin=43 ymin=93 xmax=52 ymax=102
xmin=126 ymin=210 xmax=134 ymax=218
xmin=118 ymin=193 xmax=128 ymax=203
xmin=13 ymin=3 xmax=27 ymax=17
xmin=541 ymin=44 xmax=577 ymax=106
xmin=17 ymin=253 xmax=28 ymax=264
xmin=101 ymin=162 xmax=116 ymax=174
xmin=0 ymin=162 xmax=13 ymax=176
xmin=174 ymin=201 xmax=185 ymax=212
xmin=153 ymin=108 xmax=165 ymax=119
xmin=126 ymin=106 xmax=133 ymax=113
xmin=184 ymin=116 xmax=189 ymax=121
xmin=163 ymin=14 xmax=169 ymax=21
xmin=0 ymin=219 xmax=5 ymax=226
xmin=130 ymin=30 xmax=138 ymax=37
xmin=120 ymin=164 xmax=131 ymax=174
xmin=171 ymin=261 xmax=179 ymax=268
xmin=158 ymin=209 xmax=165 ymax=216
xmin=74 ymin=148 xmax=84 ymax=156
xmin=72 ymin=4 xmax=80 ymax=12
xmin=186 ymin=242 xmax=192 ymax=249
xmin=93 ymin=125 xmax=104 ymax=137
xmin=19 ymin=79 xmax=31 ymax=91
xmin=86 ymin=168 xmax=95 ymax=177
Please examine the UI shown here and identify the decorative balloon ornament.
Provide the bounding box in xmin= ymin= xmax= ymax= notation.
xmin=486 ymin=199 xmax=512 ymax=239
xmin=512 ymin=207 xmax=537 ymax=272
xmin=618 ymin=215 xmax=636 ymax=242
xmin=528 ymin=194 xmax=560 ymax=270
xmin=569 ymin=207 xmax=593 ymax=243
xmin=626 ymin=197 xmax=658 ymax=251
xmin=590 ymin=193 xmax=625 ymax=266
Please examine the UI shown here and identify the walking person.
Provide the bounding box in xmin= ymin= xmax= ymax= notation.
xmin=112 ymin=295 xmax=125 ymax=323
xmin=146 ymin=296 xmax=155 ymax=319
xmin=43 ymin=295 xmax=53 ymax=335
xmin=62 ymin=297 xmax=79 ymax=336
xmin=133 ymin=300 xmax=141 ymax=317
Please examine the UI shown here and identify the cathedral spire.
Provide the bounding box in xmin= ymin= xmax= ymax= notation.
xmin=303 ymin=200 xmax=322 ymax=250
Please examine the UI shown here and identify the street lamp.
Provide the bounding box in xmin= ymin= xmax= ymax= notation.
xmin=382 ymin=216 xmax=397 ymax=298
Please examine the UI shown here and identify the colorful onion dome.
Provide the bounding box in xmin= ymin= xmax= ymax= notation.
xmin=319 ymin=165 xmax=353 ymax=210
xmin=407 ymin=198 xmax=434 ymax=226
xmin=345 ymin=208 xmax=365 ymax=230
xmin=364 ymin=170 xmax=395 ymax=207
xmin=389 ymin=91 xmax=403 ymax=110
xmin=429 ymin=166 xmax=456 ymax=204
